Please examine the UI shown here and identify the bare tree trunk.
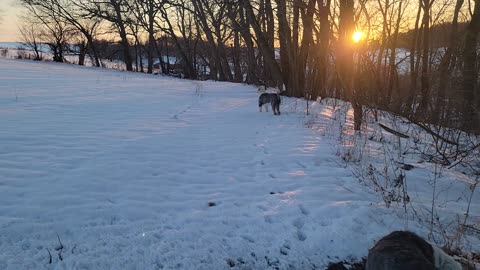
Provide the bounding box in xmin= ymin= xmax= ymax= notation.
xmin=314 ymin=0 xmax=331 ymax=99
xmin=376 ymin=0 xmax=389 ymax=106
xmin=233 ymin=32 xmax=243 ymax=82
xmin=134 ymin=40 xmax=139 ymax=72
xmin=295 ymin=0 xmax=316 ymax=98
xmin=338 ymin=0 xmax=362 ymax=131
xmin=433 ymin=0 xmax=464 ymax=124
xmin=109 ymin=0 xmax=133 ymax=71
xmin=146 ymin=0 xmax=155 ymax=74
xmin=406 ymin=1 xmax=422 ymax=115
xmin=78 ymin=41 xmax=86 ymax=65
xmin=462 ymin=0 xmax=480 ymax=132
xmin=229 ymin=4 xmax=257 ymax=84
xmin=86 ymin=35 xmax=101 ymax=67
xmin=417 ymin=0 xmax=433 ymax=117
xmin=276 ymin=0 xmax=293 ymax=92
xmin=152 ymin=36 xmax=166 ymax=74
xmin=386 ymin=1 xmax=403 ymax=108
xmin=292 ymin=2 xmax=299 ymax=55
xmin=264 ymin=0 xmax=275 ymax=85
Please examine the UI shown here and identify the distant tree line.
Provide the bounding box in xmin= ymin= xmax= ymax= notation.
xmin=17 ymin=0 xmax=480 ymax=133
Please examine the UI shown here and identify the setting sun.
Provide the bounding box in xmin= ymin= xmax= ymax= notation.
xmin=353 ymin=31 xmax=363 ymax=43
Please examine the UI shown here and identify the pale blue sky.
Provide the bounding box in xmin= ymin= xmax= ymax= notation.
xmin=0 ymin=0 xmax=21 ymax=41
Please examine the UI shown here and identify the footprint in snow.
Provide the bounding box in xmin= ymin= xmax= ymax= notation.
xmin=280 ymin=242 xmax=291 ymax=255
xmin=226 ymin=258 xmax=236 ymax=267
xmin=320 ymin=219 xmax=333 ymax=227
xmin=299 ymin=204 xmax=310 ymax=216
xmin=257 ymin=205 xmax=268 ymax=211
xmin=297 ymin=230 xmax=307 ymax=241
xmin=264 ymin=215 xmax=273 ymax=224
xmin=292 ymin=217 xmax=305 ymax=229
xmin=241 ymin=235 xmax=255 ymax=243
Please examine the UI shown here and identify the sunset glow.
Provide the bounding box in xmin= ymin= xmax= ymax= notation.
xmin=353 ymin=31 xmax=363 ymax=43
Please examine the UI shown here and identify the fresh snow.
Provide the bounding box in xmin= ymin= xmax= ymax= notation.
xmin=0 ymin=58 xmax=478 ymax=269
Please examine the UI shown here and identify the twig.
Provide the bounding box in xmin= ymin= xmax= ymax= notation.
xmin=55 ymin=233 xmax=64 ymax=251
xmin=414 ymin=122 xmax=459 ymax=146
xmin=46 ymin=248 xmax=52 ymax=264
xmin=378 ymin=123 xmax=410 ymax=138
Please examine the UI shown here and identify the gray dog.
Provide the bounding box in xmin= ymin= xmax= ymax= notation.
xmin=366 ymin=231 xmax=465 ymax=270
xmin=258 ymin=93 xmax=281 ymax=115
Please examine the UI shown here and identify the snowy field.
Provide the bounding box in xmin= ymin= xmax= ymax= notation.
xmin=0 ymin=58 xmax=478 ymax=269
xmin=0 ymin=42 xmax=176 ymax=72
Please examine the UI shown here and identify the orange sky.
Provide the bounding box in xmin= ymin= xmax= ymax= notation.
xmin=0 ymin=0 xmax=21 ymax=42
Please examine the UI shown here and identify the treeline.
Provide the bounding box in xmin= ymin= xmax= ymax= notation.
xmin=18 ymin=0 xmax=480 ymax=133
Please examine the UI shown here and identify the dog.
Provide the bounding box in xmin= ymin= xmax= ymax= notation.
xmin=259 ymin=92 xmax=281 ymax=115
xmin=366 ymin=231 xmax=467 ymax=270
xmin=257 ymin=85 xmax=282 ymax=94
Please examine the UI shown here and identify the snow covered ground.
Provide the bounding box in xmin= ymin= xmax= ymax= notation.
xmin=0 ymin=58 xmax=478 ymax=270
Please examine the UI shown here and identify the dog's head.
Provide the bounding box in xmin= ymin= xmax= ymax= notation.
xmin=257 ymin=85 xmax=267 ymax=93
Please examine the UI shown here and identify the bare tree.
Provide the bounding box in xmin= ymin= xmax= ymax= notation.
xmin=19 ymin=0 xmax=101 ymax=65
xmin=19 ymin=20 xmax=43 ymax=61
xmin=157 ymin=0 xmax=198 ymax=78
xmin=19 ymin=0 xmax=74 ymax=62
xmin=191 ymin=0 xmax=233 ymax=81
xmin=127 ymin=0 xmax=161 ymax=74
xmin=77 ymin=0 xmax=134 ymax=71
xmin=226 ymin=1 xmax=257 ymax=84
xmin=240 ymin=0 xmax=283 ymax=88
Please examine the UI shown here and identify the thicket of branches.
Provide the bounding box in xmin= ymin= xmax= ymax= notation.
xmin=17 ymin=0 xmax=480 ymax=133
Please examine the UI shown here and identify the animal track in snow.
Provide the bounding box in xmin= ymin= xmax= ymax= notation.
xmin=299 ymin=204 xmax=310 ymax=215
xmin=296 ymin=230 xmax=307 ymax=241
xmin=241 ymin=235 xmax=255 ymax=243
xmin=264 ymin=215 xmax=273 ymax=224
xmin=292 ymin=217 xmax=305 ymax=229
xmin=296 ymin=161 xmax=307 ymax=168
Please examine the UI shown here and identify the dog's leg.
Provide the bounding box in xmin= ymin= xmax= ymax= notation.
xmin=265 ymin=104 xmax=268 ymax=112
xmin=271 ymin=103 xmax=277 ymax=115
xmin=259 ymin=105 xmax=262 ymax=112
